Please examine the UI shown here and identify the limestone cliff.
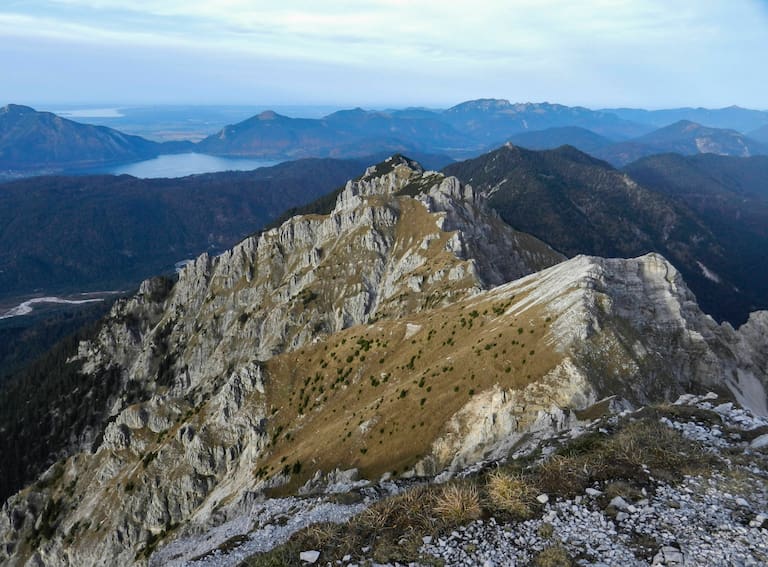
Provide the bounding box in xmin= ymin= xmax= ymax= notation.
xmin=0 ymin=156 xmax=562 ymax=565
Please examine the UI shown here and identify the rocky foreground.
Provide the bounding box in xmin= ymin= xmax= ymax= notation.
xmin=145 ymin=392 xmax=768 ymax=566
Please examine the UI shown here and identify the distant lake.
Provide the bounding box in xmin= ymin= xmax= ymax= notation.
xmin=93 ymin=153 xmax=278 ymax=178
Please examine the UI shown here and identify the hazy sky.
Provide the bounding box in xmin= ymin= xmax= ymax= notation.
xmin=2 ymin=0 xmax=767 ymax=108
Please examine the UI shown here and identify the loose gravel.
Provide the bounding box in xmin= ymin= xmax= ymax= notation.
xmin=153 ymin=393 xmax=768 ymax=566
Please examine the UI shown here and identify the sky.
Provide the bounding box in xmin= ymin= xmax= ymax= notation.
xmin=2 ymin=0 xmax=767 ymax=109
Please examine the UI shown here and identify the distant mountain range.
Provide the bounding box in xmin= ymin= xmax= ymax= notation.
xmin=0 ymin=104 xmax=191 ymax=173
xmin=5 ymin=100 xmax=768 ymax=176
xmin=500 ymin=120 xmax=768 ymax=166
xmin=593 ymin=120 xmax=767 ymax=166
xmin=602 ymin=105 xmax=768 ymax=133
xmin=197 ymin=108 xmax=471 ymax=159
xmin=440 ymin=99 xmax=649 ymax=141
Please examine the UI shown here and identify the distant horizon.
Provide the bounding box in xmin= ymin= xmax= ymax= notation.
xmin=9 ymin=100 xmax=768 ymax=115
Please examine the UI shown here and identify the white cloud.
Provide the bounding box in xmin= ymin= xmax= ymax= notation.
xmin=2 ymin=0 xmax=767 ymax=106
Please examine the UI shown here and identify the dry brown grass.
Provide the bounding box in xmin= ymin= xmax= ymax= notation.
xmin=485 ymin=469 xmax=537 ymax=519
xmin=536 ymin=453 xmax=607 ymax=497
xmin=433 ymin=482 xmax=482 ymax=524
xmin=243 ymin=411 xmax=725 ymax=566
xmin=259 ymin=272 xmax=559 ymax=494
xmin=358 ymin=484 xmax=436 ymax=534
xmin=608 ymin=419 xmax=714 ymax=475
xmin=533 ymin=544 xmax=573 ymax=567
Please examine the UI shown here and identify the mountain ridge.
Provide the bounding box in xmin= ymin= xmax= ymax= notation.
xmin=594 ymin=120 xmax=768 ymax=166
xmin=5 ymin=102 xmax=768 ymax=176
xmin=1 ymin=156 xmax=767 ymax=566
xmin=444 ymin=143 xmax=765 ymax=324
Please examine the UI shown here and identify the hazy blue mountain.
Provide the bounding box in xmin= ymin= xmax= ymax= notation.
xmin=0 ymin=104 xmax=191 ymax=174
xmin=749 ymin=124 xmax=768 ymax=145
xmin=594 ymin=120 xmax=768 ymax=166
xmin=197 ymin=99 xmax=650 ymax=160
xmin=602 ymin=105 xmax=768 ymax=133
xmin=445 ymin=144 xmax=764 ymax=324
xmin=442 ymin=99 xmax=650 ymax=141
xmin=6 ymin=102 xmax=768 ymax=178
xmin=197 ymin=108 xmax=471 ymax=159
xmin=504 ymin=126 xmax=614 ymax=153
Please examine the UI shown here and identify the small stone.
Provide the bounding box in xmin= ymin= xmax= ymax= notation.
xmin=536 ymin=494 xmax=550 ymax=504
xmin=422 ymin=536 xmax=433 ymax=544
xmin=736 ymin=497 xmax=750 ymax=508
xmin=586 ymin=488 xmax=603 ymax=497
xmin=652 ymin=545 xmax=684 ymax=565
xmin=750 ymin=434 xmax=768 ymax=449
xmin=609 ymin=496 xmax=629 ymax=511
xmin=299 ymin=550 xmax=320 ymax=564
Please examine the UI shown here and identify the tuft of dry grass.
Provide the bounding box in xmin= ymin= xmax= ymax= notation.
xmin=358 ymin=484 xmax=436 ymax=534
xmin=607 ymin=420 xmax=715 ymax=476
xmin=433 ymin=482 xmax=482 ymax=524
xmin=533 ymin=544 xmax=573 ymax=567
xmin=485 ymin=470 xmax=537 ymax=519
xmin=536 ymin=453 xmax=606 ymax=497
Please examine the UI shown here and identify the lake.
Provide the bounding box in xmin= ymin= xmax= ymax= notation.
xmin=93 ymin=153 xmax=278 ymax=178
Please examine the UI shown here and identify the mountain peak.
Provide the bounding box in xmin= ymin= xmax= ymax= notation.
xmin=446 ymin=98 xmax=513 ymax=113
xmin=359 ymin=153 xmax=424 ymax=181
xmin=257 ymin=110 xmax=280 ymax=120
xmin=669 ymin=119 xmax=704 ymax=131
xmin=0 ymin=103 xmax=36 ymax=116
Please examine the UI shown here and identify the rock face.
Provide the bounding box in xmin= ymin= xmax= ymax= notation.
xmin=423 ymin=254 xmax=768 ymax=471
xmin=0 ymin=156 xmax=766 ymax=567
xmin=0 ymin=156 xmax=562 ymax=565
